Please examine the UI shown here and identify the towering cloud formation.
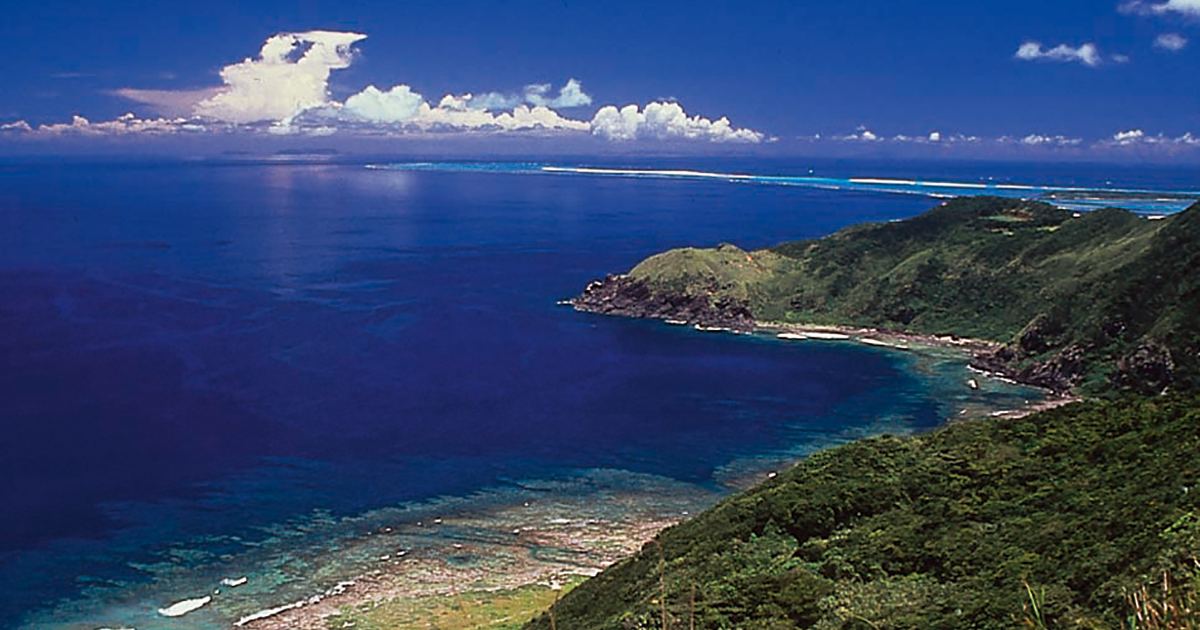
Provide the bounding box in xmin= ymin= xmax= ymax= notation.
xmin=44 ymin=30 xmax=765 ymax=143
xmin=195 ymin=31 xmax=366 ymax=123
xmin=344 ymin=85 xmax=426 ymax=123
xmin=590 ymin=102 xmax=764 ymax=143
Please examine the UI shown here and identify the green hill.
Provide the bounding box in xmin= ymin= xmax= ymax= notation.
xmin=543 ymin=197 xmax=1200 ymax=630
xmin=524 ymin=394 xmax=1200 ymax=630
xmin=572 ymin=197 xmax=1200 ymax=395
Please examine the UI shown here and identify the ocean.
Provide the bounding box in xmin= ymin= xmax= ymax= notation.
xmin=1 ymin=156 xmax=1194 ymax=629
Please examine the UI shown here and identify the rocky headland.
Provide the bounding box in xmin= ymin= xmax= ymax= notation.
xmin=569 ymin=197 xmax=1200 ymax=396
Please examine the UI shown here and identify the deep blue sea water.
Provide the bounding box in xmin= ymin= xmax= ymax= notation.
xmin=1 ymin=157 xmax=1196 ymax=629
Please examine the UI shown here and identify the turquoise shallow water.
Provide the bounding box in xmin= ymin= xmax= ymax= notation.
xmin=374 ymin=161 xmax=1200 ymax=214
xmin=3 ymin=157 xmax=1187 ymax=629
xmin=12 ymin=333 xmax=1043 ymax=630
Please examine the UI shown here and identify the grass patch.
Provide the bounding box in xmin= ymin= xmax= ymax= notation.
xmin=621 ymin=196 xmax=1200 ymax=394
xmin=328 ymin=580 xmax=581 ymax=630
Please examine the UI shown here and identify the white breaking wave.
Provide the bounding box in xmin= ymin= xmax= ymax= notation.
xmin=157 ymin=595 xmax=211 ymax=617
xmin=369 ymin=163 xmax=1200 ymax=214
xmin=542 ymin=166 xmax=755 ymax=180
xmin=234 ymin=580 xmax=356 ymax=626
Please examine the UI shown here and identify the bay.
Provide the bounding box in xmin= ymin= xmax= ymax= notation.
xmin=2 ymin=156 xmax=1184 ymax=628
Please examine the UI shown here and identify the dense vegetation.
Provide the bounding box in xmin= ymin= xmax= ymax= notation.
xmin=540 ymin=198 xmax=1200 ymax=629
xmin=538 ymin=198 xmax=1200 ymax=629
xmin=620 ymin=197 xmax=1200 ymax=395
xmin=525 ymin=394 xmax=1200 ymax=630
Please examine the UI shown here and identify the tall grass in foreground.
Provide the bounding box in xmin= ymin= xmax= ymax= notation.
xmin=1125 ymin=564 xmax=1200 ymax=630
xmin=1021 ymin=562 xmax=1200 ymax=630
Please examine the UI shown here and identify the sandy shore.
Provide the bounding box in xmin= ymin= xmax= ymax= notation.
xmin=757 ymin=321 xmax=1001 ymax=354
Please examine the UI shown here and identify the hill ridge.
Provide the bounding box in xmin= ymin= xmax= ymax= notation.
xmin=571 ymin=197 xmax=1200 ymax=395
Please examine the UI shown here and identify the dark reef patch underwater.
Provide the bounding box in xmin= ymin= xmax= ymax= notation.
xmin=0 ymin=157 xmax=1196 ymax=629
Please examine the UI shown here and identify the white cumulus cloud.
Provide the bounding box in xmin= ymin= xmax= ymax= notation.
xmin=1005 ymin=134 xmax=1084 ymax=146
xmin=1015 ymin=41 xmax=1103 ymax=67
xmin=3 ymin=113 xmax=207 ymax=138
xmin=1 ymin=120 xmax=33 ymax=132
xmin=1155 ymin=33 xmax=1189 ymax=50
xmin=344 ymin=85 xmax=425 ymax=122
xmin=38 ymin=32 xmax=761 ymax=144
xmin=412 ymin=99 xmax=590 ymax=133
xmin=1103 ymin=128 xmax=1200 ymax=147
xmin=285 ymin=90 xmax=591 ymax=135
xmin=526 ymin=79 xmax=593 ymax=108
xmin=834 ymin=126 xmax=882 ymax=142
xmin=195 ymin=30 xmax=366 ymax=123
xmin=471 ymin=79 xmax=593 ymax=111
xmin=1113 ymin=129 xmax=1147 ymax=144
xmin=590 ymin=101 xmax=764 ymax=143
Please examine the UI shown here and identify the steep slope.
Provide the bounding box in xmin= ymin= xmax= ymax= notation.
xmin=524 ymin=394 xmax=1200 ymax=630
xmin=571 ymin=197 xmax=1200 ymax=394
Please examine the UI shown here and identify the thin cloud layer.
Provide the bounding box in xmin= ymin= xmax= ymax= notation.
xmin=1154 ymin=33 xmax=1189 ymax=50
xmin=0 ymin=113 xmax=207 ymax=137
xmin=1104 ymin=128 xmax=1200 ymax=147
xmin=113 ymin=87 xmax=223 ymax=117
xmin=1015 ymin=41 xmax=1103 ymax=67
xmin=1007 ymin=134 xmax=1085 ymax=146
xmin=1120 ymin=0 xmax=1200 ymax=17
xmin=811 ymin=126 xmax=1200 ymax=154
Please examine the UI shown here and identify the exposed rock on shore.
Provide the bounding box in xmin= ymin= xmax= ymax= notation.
xmin=569 ymin=274 xmax=755 ymax=333
xmin=566 ymin=197 xmax=1200 ymax=397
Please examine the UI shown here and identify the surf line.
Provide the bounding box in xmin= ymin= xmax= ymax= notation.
xmin=541 ymin=166 xmax=757 ymax=181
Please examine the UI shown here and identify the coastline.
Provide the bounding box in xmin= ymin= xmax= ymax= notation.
xmin=567 ymin=272 xmax=1081 ymax=397
xmin=235 ymin=315 xmax=1072 ymax=630
xmin=231 ymin=470 xmax=719 ymax=630
xmin=758 ymin=320 xmax=1082 ymax=417
xmin=757 ymin=320 xmax=1000 ymax=354
xmin=237 ymin=512 xmax=678 ymax=630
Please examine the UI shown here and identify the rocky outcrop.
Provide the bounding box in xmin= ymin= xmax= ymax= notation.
xmin=1112 ymin=341 xmax=1175 ymax=394
xmin=971 ymin=343 xmax=1087 ymax=394
xmin=569 ymin=274 xmax=755 ymax=333
xmin=963 ymin=311 xmax=1092 ymax=394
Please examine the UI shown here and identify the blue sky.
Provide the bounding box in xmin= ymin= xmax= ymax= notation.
xmin=1 ymin=0 xmax=1198 ymax=158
